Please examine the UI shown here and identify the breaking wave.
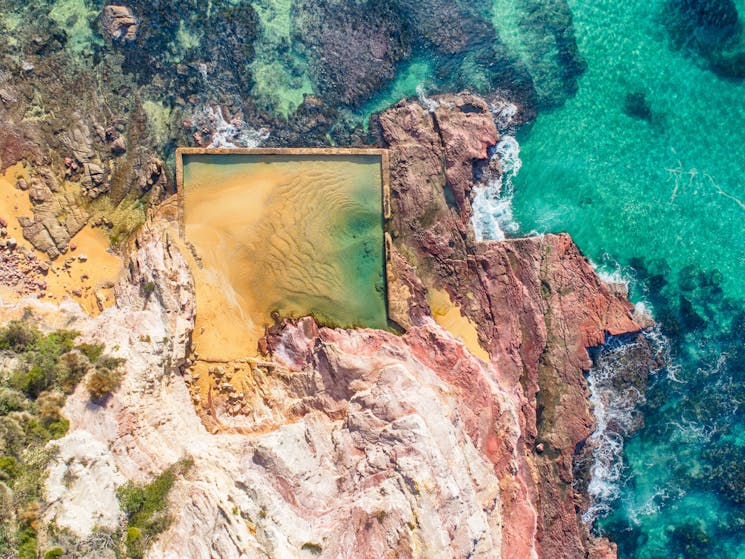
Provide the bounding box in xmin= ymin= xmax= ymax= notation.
xmin=191 ymin=105 xmax=270 ymax=148
xmin=582 ymin=329 xmax=668 ymax=525
xmin=471 ymin=135 xmax=522 ymax=241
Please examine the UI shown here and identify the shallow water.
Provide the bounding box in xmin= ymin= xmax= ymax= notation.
xmin=182 ymin=153 xmax=386 ymax=357
xmin=508 ymin=1 xmax=745 ymax=556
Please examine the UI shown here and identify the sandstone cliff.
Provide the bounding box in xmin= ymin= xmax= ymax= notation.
xmin=1 ymin=94 xmax=649 ymax=559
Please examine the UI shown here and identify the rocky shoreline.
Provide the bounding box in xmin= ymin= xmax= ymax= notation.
xmin=1 ymin=89 xmax=655 ymax=558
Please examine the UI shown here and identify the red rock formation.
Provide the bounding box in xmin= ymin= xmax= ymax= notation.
xmin=26 ymin=93 xmax=649 ymax=559
xmin=374 ymin=93 xmax=643 ymax=558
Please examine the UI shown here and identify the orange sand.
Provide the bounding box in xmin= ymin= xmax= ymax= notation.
xmin=428 ymin=288 xmax=490 ymax=361
xmin=0 ymin=164 xmax=122 ymax=315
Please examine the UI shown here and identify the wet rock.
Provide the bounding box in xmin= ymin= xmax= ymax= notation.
xmin=102 ymin=5 xmax=139 ymax=43
xmin=295 ymin=0 xmax=409 ymax=106
xmin=137 ymin=155 xmax=167 ymax=195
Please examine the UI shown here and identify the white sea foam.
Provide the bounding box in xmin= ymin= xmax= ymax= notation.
xmin=471 ymin=135 xmax=522 ymax=241
xmin=489 ymin=97 xmax=519 ymax=133
xmin=192 ymin=105 xmax=270 ymax=148
xmin=582 ymin=330 xmax=668 ymax=525
xmin=416 ymin=84 xmax=439 ymax=113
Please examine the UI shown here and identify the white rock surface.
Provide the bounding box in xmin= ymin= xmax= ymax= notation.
xmin=16 ymin=223 xmax=523 ymax=558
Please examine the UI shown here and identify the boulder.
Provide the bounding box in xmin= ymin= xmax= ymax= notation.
xmin=102 ymin=5 xmax=138 ymax=43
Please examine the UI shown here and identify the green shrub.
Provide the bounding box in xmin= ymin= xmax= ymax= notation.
xmin=0 ymin=456 xmax=17 ymax=482
xmin=77 ymin=343 xmax=104 ymax=364
xmin=17 ymin=527 xmax=37 ymax=559
xmin=10 ymin=365 xmax=51 ymax=398
xmin=118 ymin=460 xmax=191 ymax=558
xmin=0 ymin=321 xmax=39 ymax=352
xmin=86 ymin=368 xmax=123 ymax=401
xmin=46 ymin=418 xmax=70 ymax=440
xmin=126 ymin=526 xmax=144 ymax=559
xmin=0 ymin=317 xmax=124 ymax=556
xmin=301 ymin=542 xmax=323 ymax=554
xmin=43 ymin=546 xmax=65 ymax=559
xmin=0 ymin=388 xmax=28 ymax=414
xmin=56 ymin=351 xmax=91 ymax=394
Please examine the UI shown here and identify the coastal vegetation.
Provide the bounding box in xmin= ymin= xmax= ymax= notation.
xmin=117 ymin=459 xmax=192 ymax=559
xmin=0 ymin=315 xmax=122 ymax=559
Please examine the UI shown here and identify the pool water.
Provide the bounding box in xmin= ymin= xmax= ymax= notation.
xmin=181 ymin=152 xmax=387 ymax=358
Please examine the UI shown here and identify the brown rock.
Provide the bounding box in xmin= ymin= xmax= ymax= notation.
xmin=22 ymin=222 xmax=59 ymax=259
xmin=102 ymin=5 xmax=138 ymax=43
xmin=110 ymin=136 xmax=126 ymax=155
xmin=432 ymin=94 xmax=498 ymax=218
xmin=28 ymin=180 xmax=51 ymax=203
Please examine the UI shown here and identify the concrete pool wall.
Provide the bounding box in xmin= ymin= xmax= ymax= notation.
xmin=176 ymin=147 xmax=390 ymax=359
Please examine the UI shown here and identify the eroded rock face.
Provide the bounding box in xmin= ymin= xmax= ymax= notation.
xmin=28 ymin=93 xmax=651 ymax=559
xmin=19 ymin=178 xmax=89 ymax=259
xmin=375 ymin=93 xmax=645 ymax=558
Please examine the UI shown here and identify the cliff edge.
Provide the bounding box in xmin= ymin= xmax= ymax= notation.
xmin=1 ymin=94 xmax=650 ymax=559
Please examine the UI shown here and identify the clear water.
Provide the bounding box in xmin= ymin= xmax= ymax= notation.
xmin=509 ymin=1 xmax=745 ymax=557
xmin=3 ymin=0 xmax=744 ymax=554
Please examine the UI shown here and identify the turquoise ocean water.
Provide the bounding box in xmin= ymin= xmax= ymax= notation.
xmin=508 ymin=1 xmax=745 ymax=557
xmin=4 ymin=0 xmax=741 ymax=554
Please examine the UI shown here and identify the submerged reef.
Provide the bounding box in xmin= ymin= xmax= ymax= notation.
xmin=664 ymin=0 xmax=745 ymax=78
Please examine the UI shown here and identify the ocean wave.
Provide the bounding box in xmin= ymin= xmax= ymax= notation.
xmin=416 ymin=84 xmax=439 ymax=113
xmin=471 ymin=135 xmax=523 ymax=241
xmin=489 ymin=97 xmax=519 ymax=133
xmin=582 ymin=330 xmax=668 ymax=525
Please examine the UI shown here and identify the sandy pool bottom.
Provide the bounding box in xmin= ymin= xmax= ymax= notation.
xmin=181 ymin=153 xmax=387 ymax=362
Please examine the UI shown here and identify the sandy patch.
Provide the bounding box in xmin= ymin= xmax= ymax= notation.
xmin=428 ymin=288 xmax=490 ymax=361
xmin=0 ymin=165 xmax=122 ymax=315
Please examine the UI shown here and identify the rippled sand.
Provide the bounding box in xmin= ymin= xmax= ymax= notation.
xmin=182 ymin=153 xmax=386 ymax=359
